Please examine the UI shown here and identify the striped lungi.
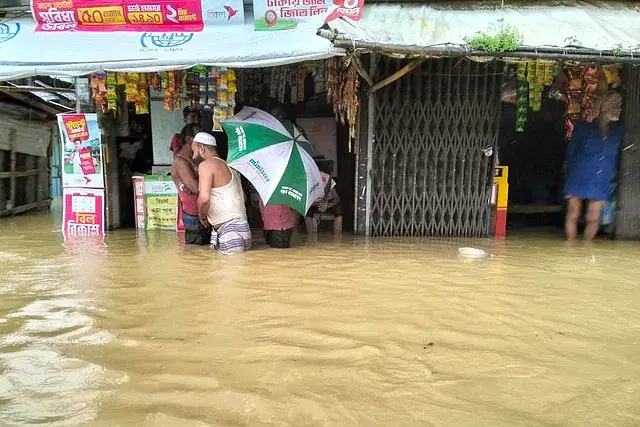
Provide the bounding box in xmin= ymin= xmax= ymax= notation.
xmin=211 ymin=218 xmax=252 ymax=255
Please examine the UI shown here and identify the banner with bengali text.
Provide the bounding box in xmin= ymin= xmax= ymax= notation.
xmin=253 ymin=0 xmax=329 ymax=31
xmin=58 ymin=113 xmax=104 ymax=189
xmin=31 ymin=0 xmax=243 ymax=32
xmin=144 ymin=175 xmax=179 ymax=230
xmin=323 ymin=0 xmax=364 ymax=24
xmin=62 ymin=188 xmax=105 ymax=238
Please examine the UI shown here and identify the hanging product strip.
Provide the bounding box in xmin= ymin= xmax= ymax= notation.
xmin=562 ymin=63 xmax=621 ymax=139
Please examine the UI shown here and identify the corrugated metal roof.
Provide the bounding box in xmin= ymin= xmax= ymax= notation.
xmin=327 ymin=1 xmax=640 ymax=52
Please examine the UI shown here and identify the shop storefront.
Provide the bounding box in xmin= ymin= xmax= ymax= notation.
xmin=0 ymin=0 xmax=366 ymax=235
xmin=320 ymin=1 xmax=640 ymax=239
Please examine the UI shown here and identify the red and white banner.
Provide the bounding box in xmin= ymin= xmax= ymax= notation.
xmin=57 ymin=113 xmax=104 ymax=189
xmin=323 ymin=0 xmax=364 ymax=24
xmin=31 ymin=0 xmax=243 ymax=32
xmin=62 ymin=188 xmax=106 ymax=238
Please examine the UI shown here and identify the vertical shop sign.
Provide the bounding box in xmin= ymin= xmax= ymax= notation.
xmin=144 ymin=175 xmax=179 ymax=230
xmin=62 ymin=188 xmax=106 ymax=237
xmin=57 ymin=113 xmax=105 ymax=189
xmin=253 ymin=0 xmax=329 ymax=31
xmin=132 ymin=175 xmax=146 ymax=229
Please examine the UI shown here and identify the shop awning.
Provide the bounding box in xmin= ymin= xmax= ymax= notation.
xmin=323 ymin=1 xmax=640 ymax=58
xmin=0 ymin=16 xmax=343 ymax=80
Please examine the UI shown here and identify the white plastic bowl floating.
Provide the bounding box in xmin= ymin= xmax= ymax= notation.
xmin=457 ymin=247 xmax=487 ymax=259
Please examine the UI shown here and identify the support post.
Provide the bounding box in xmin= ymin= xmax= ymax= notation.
xmin=0 ymin=150 xmax=5 ymax=208
xmin=9 ymin=129 xmax=16 ymax=212
xmin=364 ymin=53 xmax=377 ymax=237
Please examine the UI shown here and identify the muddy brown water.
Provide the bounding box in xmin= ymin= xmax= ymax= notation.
xmin=1 ymin=210 xmax=639 ymax=426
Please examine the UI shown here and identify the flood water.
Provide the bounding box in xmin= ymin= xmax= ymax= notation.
xmin=1 ymin=211 xmax=640 ymax=427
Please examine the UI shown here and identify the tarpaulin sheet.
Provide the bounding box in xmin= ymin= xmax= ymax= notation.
xmin=0 ymin=15 xmax=343 ymax=80
xmin=327 ymin=1 xmax=640 ymax=52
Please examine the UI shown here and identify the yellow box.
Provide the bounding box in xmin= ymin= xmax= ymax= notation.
xmin=77 ymin=6 xmax=126 ymax=25
xmin=493 ymin=166 xmax=509 ymax=209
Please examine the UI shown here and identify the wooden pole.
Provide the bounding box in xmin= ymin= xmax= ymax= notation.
xmin=368 ymin=57 xmax=426 ymax=94
xmin=9 ymin=129 xmax=16 ymax=212
xmin=0 ymin=150 xmax=5 ymax=208
xmin=364 ymin=53 xmax=377 ymax=237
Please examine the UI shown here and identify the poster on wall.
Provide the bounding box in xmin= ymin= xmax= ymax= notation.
xmin=31 ymin=0 xmax=244 ymax=32
xmin=62 ymin=188 xmax=106 ymax=238
xmin=57 ymin=113 xmax=105 ymax=189
xmin=144 ymin=175 xmax=179 ymax=230
xmin=253 ymin=0 xmax=329 ymax=31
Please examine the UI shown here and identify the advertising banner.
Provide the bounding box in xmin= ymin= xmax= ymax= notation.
xmin=323 ymin=0 xmax=364 ymax=24
xmin=57 ymin=113 xmax=105 ymax=189
xmin=253 ymin=0 xmax=329 ymax=31
xmin=31 ymin=0 xmax=243 ymax=32
xmin=252 ymin=0 xmax=363 ymax=30
xmin=144 ymin=175 xmax=179 ymax=230
xmin=62 ymin=188 xmax=106 ymax=238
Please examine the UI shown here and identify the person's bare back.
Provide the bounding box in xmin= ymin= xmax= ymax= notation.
xmin=202 ymin=157 xmax=232 ymax=189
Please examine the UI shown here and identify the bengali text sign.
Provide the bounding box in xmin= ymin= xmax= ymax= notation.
xmin=31 ymin=0 xmax=204 ymax=32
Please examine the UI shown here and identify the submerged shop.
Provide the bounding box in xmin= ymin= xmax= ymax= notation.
xmin=0 ymin=0 xmax=368 ymax=237
xmin=320 ymin=1 xmax=640 ymax=239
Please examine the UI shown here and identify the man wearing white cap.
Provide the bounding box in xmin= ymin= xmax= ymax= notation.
xmin=192 ymin=132 xmax=252 ymax=254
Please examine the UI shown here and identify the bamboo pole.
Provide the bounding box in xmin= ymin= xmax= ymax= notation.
xmin=9 ymin=129 xmax=16 ymax=212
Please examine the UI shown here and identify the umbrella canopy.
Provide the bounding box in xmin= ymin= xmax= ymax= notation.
xmin=221 ymin=107 xmax=324 ymax=215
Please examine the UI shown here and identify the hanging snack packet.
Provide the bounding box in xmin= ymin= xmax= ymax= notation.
xmin=543 ymin=62 xmax=555 ymax=86
xmin=526 ymin=61 xmax=537 ymax=84
xmin=106 ymin=72 xmax=118 ymax=112
xmin=602 ymin=64 xmax=621 ymax=88
xmin=565 ymin=67 xmax=584 ymax=91
xmin=566 ymin=91 xmax=582 ymax=120
xmin=535 ymin=61 xmax=546 ymax=85
xmin=583 ymin=66 xmax=599 ymax=93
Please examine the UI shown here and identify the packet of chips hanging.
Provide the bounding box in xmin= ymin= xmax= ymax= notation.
xmin=565 ymin=67 xmax=584 ymax=91
xmin=602 ymin=65 xmax=621 ymax=88
xmin=566 ymin=91 xmax=582 ymax=119
xmin=125 ymin=73 xmax=139 ymax=103
xmin=535 ymin=61 xmax=546 ymax=85
xmin=543 ymin=62 xmax=555 ymax=86
xmin=163 ymin=90 xmax=172 ymax=111
xmin=526 ymin=61 xmax=537 ymax=84
xmin=106 ymin=72 xmax=118 ymax=112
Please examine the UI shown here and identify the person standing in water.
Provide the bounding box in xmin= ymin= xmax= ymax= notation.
xmin=258 ymin=198 xmax=297 ymax=248
xmin=192 ymin=132 xmax=252 ymax=254
xmin=564 ymin=90 xmax=623 ymax=241
xmin=256 ymin=104 xmax=299 ymax=248
xmin=170 ymin=107 xmax=200 ymax=158
xmin=171 ymin=123 xmax=210 ymax=245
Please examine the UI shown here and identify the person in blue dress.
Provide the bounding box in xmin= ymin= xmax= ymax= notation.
xmin=564 ymin=91 xmax=623 ymax=241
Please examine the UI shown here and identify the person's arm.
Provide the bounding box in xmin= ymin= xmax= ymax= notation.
xmin=565 ymin=123 xmax=583 ymax=169
xmin=325 ymin=188 xmax=340 ymax=208
xmin=197 ymin=162 xmax=213 ymax=226
xmin=174 ymin=158 xmax=199 ymax=194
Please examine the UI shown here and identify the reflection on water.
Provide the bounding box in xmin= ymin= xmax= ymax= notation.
xmin=1 ymin=212 xmax=640 ymax=426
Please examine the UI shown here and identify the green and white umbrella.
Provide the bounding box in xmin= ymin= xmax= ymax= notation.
xmin=221 ymin=107 xmax=324 ymax=216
